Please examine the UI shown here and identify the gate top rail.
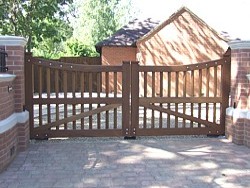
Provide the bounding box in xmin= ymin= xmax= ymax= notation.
xmin=139 ymin=58 xmax=225 ymax=72
xmin=31 ymin=57 xmax=123 ymax=72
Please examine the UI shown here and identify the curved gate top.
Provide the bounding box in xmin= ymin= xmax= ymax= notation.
xmin=25 ymin=50 xmax=231 ymax=139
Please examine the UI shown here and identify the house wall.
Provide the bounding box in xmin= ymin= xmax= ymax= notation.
xmin=101 ymin=46 xmax=136 ymax=92
xmin=136 ymin=11 xmax=228 ymax=97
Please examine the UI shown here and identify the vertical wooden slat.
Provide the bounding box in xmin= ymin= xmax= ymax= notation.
xmin=206 ymin=67 xmax=210 ymax=121
xmin=72 ymin=71 xmax=76 ymax=130
xmin=63 ymin=70 xmax=68 ymax=129
xmin=175 ymin=72 xmax=179 ymax=128
xmin=55 ymin=69 xmax=59 ymax=130
xmin=183 ymin=71 xmax=186 ymax=128
xmin=151 ymin=72 xmax=155 ymax=128
xmin=167 ymin=72 xmax=171 ymax=128
xmin=38 ymin=66 xmax=43 ymax=127
xmin=190 ymin=70 xmax=194 ymax=127
xmin=143 ymin=72 xmax=147 ymax=129
xmin=213 ymin=66 xmax=217 ymax=123
xmin=105 ymin=72 xmax=109 ymax=129
xmin=159 ymin=72 xmax=163 ymax=129
xmin=114 ymin=72 xmax=118 ymax=129
xmin=80 ymin=73 xmax=85 ymax=130
xmin=198 ymin=69 xmax=202 ymax=127
xmin=97 ymin=73 xmax=101 ymax=129
xmin=89 ymin=72 xmax=93 ymax=130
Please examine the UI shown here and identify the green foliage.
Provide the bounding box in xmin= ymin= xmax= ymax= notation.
xmin=0 ymin=0 xmax=73 ymax=52
xmin=72 ymin=0 xmax=135 ymax=46
xmin=66 ymin=39 xmax=99 ymax=57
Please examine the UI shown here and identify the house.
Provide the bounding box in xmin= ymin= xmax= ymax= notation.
xmin=95 ymin=6 xmax=228 ymax=66
xmin=95 ymin=7 xmax=229 ymax=95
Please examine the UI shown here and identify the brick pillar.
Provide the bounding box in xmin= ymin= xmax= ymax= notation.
xmin=0 ymin=36 xmax=30 ymax=172
xmin=226 ymin=40 xmax=250 ymax=147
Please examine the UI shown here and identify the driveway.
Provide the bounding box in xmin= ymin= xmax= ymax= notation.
xmin=0 ymin=136 xmax=249 ymax=188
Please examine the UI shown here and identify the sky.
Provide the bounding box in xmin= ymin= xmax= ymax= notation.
xmin=133 ymin=0 xmax=250 ymax=40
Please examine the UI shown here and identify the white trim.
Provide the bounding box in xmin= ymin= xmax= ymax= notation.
xmin=0 ymin=111 xmax=29 ymax=134
xmin=0 ymin=74 xmax=16 ymax=82
xmin=0 ymin=36 xmax=27 ymax=47
xmin=229 ymin=40 xmax=250 ymax=50
xmin=226 ymin=107 xmax=250 ymax=120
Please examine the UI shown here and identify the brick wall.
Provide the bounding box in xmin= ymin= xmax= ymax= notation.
xmin=226 ymin=40 xmax=250 ymax=148
xmin=0 ymin=36 xmax=29 ymax=172
xmin=101 ymin=46 xmax=136 ymax=92
xmin=0 ymin=80 xmax=15 ymax=120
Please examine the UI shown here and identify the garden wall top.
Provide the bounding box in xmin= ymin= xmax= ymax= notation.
xmin=0 ymin=36 xmax=27 ymax=47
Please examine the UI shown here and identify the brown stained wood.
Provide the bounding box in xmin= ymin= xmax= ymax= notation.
xmin=198 ymin=69 xmax=202 ymax=127
xmin=105 ymin=72 xmax=109 ymax=129
xmin=138 ymin=59 xmax=224 ymax=72
xmin=33 ymin=129 xmax=123 ymax=138
xmin=190 ymin=70 xmax=194 ymax=127
xmin=122 ymin=62 xmax=131 ymax=136
xmin=143 ymin=72 xmax=147 ymax=129
xmin=139 ymin=97 xmax=222 ymax=104
xmin=72 ymin=72 xmax=76 ymax=129
xmin=80 ymin=73 xmax=84 ymax=129
xmin=141 ymin=102 xmax=218 ymax=129
xmin=63 ymin=71 xmax=68 ymax=129
xmin=89 ymin=73 xmax=93 ymax=130
xmin=33 ymin=97 xmax=122 ymax=104
xmin=131 ymin=62 xmax=139 ymax=136
xmin=159 ymin=72 xmax=163 ymax=128
xmin=46 ymin=68 xmax=51 ymax=124
xmin=97 ymin=73 xmax=101 ymax=129
xmin=39 ymin=104 xmax=42 ymax=127
xmin=167 ymin=72 xmax=171 ymax=128
xmin=175 ymin=72 xmax=179 ymax=128
xmin=206 ymin=68 xmax=210 ymax=121
xmin=114 ymin=72 xmax=118 ymax=129
xmin=55 ymin=69 xmax=59 ymax=130
xmin=37 ymin=104 xmax=121 ymax=131
xmin=183 ymin=71 xmax=187 ymax=128
xmin=38 ymin=66 xmax=42 ymax=98
xmin=151 ymin=72 xmax=155 ymax=128
xmin=33 ymin=59 xmax=122 ymax=72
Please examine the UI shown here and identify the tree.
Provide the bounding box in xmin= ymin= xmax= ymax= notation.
xmin=0 ymin=0 xmax=73 ymax=52
xmin=72 ymin=0 xmax=136 ymax=47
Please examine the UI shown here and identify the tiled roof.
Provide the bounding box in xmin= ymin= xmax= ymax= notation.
xmin=95 ymin=18 xmax=160 ymax=52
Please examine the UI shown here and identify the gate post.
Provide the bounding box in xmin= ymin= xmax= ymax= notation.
xmin=220 ymin=48 xmax=231 ymax=134
xmin=131 ymin=62 xmax=139 ymax=137
xmin=122 ymin=61 xmax=131 ymax=137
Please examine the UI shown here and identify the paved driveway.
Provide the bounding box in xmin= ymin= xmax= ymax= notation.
xmin=0 ymin=137 xmax=249 ymax=188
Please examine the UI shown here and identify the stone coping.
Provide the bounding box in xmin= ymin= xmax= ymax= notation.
xmin=0 ymin=73 xmax=16 ymax=82
xmin=229 ymin=40 xmax=250 ymax=50
xmin=0 ymin=36 xmax=27 ymax=47
xmin=226 ymin=107 xmax=250 ymax=120
xmin=0 ymin=111 xmax=29 ymax=134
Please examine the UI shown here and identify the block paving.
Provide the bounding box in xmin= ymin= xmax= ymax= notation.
xmin=0 ymin=137 xmax=249 ymax=188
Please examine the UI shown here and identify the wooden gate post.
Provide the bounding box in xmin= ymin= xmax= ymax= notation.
xmin=131 ymin=62 xmax=139 ymax=137
xmin=122 ymin=61 xmax=131 ymax=137
xmin=220 ymin=48 xmax=231 ymax=134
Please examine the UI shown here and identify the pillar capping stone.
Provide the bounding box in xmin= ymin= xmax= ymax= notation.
xmin=229 ymin=40 xmax=250 ymax=50
xmin=0 ymin=35 xmax=27 ymax=47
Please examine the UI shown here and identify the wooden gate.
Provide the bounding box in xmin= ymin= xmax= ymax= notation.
xmin=25 ymin=50 xmax=230 ymax=139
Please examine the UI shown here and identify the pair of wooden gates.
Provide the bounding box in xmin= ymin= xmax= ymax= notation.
xmin=25 ymin=51 xmax=231 ymax=139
